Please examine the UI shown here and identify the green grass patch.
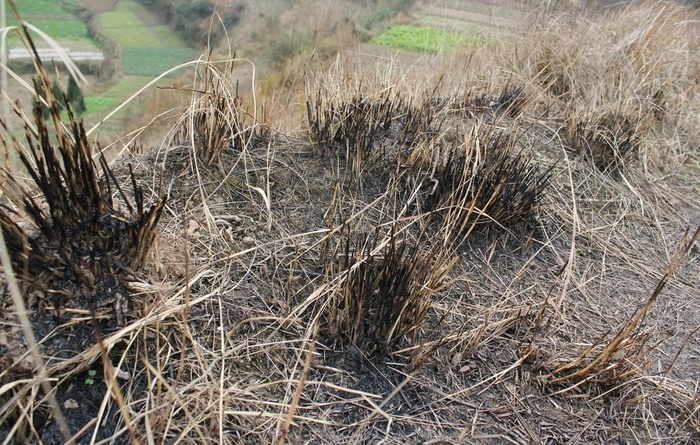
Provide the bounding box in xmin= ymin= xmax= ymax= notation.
xmin=371 ymin=25 xmax=481 ymax=52
xmin=121 ymin=48 xmax=196 ymax=77
xmin=6 ymin=18 xmax=87 ymax=40
xmin=84 ymin=96 xmax=120 ymax=113
xmin=98 ymin=0 xmax=184 ymax=48
xmin=5 ymin=0 xmax=72 ymax=16
xmin=59 ymin=96 xmax=119 ymax=121
xmin=102 ymin=76 xmax=154 ymax=99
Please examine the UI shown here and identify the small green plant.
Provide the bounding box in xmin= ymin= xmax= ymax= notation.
xmin=84 ymin=369 xmax=97 ymax=385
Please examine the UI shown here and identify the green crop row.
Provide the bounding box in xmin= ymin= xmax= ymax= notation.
xmin=121 ymin=47 xmax=197 ymax=77
xmin=6 ymin=0 xmax=72 ymax=17
xmin=98 ymin=0 xmax=184 ymax=49
xmin=7 ymin=18 xmax=88 ymax=40
xmin=84 ymin=96 xmax=120 ymax=113
xmin=59 ymin=96 xmax=119 ymax=121
xmin=371 ymin=25 xmax=480 ymax=52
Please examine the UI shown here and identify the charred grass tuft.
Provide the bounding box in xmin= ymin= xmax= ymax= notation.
xmin=563 ymin=111 xmax=651 ymax=175
xmin=322 ymin=224 xmax=455 ymax=357
xmin=0 ymin=56 xmax=165 ymax=303
xmin=178 ymin=58 xmax=269 ymax=165
xmin=407 ymin=124 xmax=554 ymax=244
xmin=306 ymin=76 xmax=443 ymax=181
xmin=0 ymin=23 xmax=166 ymax=444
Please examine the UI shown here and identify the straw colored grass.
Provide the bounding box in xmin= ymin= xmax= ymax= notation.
xmin=1 ymin=1 xmax=699 ymax=444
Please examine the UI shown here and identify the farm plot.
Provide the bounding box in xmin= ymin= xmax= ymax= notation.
xmin=371 ymin=24 xmax=485 ymax=52
xmin=369 ymin=0 xmax=529 ymax=54
xmin=414 ymin=0 xmax=527 ymax=39
xmin=122 ymin=47 xmax=197 ymax=77
xmin=97 ymin=1 xmax=182 ymax=48
xmin=97 ymin=0 xmax=197 ymax=76
xmin=5 ymin=0 xmax=71 ymax=16
xmin=83 ymin=96 xmax=120 ymax=114
xmin=4 ymin=0 xmax=97 ymax=49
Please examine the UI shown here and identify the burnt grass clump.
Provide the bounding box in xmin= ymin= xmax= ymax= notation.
xmin=0 ymin=78 xmax=165 ymax=312
xmin=306 ymin=85 xmax=553 ymax=367
xmin=564 ymin=111 xmax=650 ymax=175
xmin=323 ymin=226 xmax=454 ymax=357
xmin=408 ymin=127 xmax=554 ymax=243
xmin=0 ymin=51 xmax=164 ymax=441
xmin=176 ymin=60 xmax=270 ymax=165
xmin=306 ymin=81 xmax=553 ymax=242
xmin=306 ymin=88 xmax=443 ymax=181
xmin=471 ymin=82 xmax=529 ymax=119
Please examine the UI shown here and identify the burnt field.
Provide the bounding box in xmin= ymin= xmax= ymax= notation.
xmin=1 ymin=1 xmax=699 ymax=444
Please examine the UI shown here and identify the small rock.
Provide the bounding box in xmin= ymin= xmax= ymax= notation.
xmin=19 ymin=354 xmax=35 ymax=371
xmin=115 ymin=368 xmax=131 ymax=380
xmin=64 ymin=399 xmax=79 ymax=409
xmin=186 ymin=220 xmax=200 ymax=236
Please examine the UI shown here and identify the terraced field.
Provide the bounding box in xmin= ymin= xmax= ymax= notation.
xmin=370 ymin=0 xmax=532 ymax=54
xmin=4 ymin=0 xmax=98 ymax=50
xmin=77 ymin=0 xmax=198 ymax=137
xmin=415 ymin=0 xmax=527 ymax=39
xmin=97 ymin=0 xmax=197 ymax=77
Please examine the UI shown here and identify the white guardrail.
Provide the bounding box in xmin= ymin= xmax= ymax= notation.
xmin=8 ymin=47 xmax=104 ymax=62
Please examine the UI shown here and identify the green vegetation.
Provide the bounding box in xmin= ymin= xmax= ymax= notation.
xmin=5 ymin=0 xmax=71 ymax=16
xmin=98 ymin=1 xmax=195 ymax=77
xmin=371 ymin=24 xmax=482 ymax=52
xmin=7 ymin=18 xmax=87 ymax=40
xmin=35 ymin=75 xmax=88 ymax=120
xmin=84 ymin=369 xmax=97 ymax=386
xmin=5 ymin=0 xmax=90 ymax=43
xmin=101 ymin=76 xmax=154 ymax=99
xmin=98 ymin=1 xmax=183 ymax=48
xmin=84 ymin=96 xmax=120 ymax=112
xmin=66 ymin=75 xmax=86 ymax=114
xmin=60 ymin=96 xmax=119 ymax=120
xmin=121 ymin=47 xmax=196 ymax=77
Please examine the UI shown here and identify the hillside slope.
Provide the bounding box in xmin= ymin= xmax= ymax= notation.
xmin=0 ymin=1 xmax=698 ymax=444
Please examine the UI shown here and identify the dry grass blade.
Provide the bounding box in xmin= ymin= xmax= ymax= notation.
xmin=544 ymin=226 xmax=700 ymax=387
xmin=178 ymin=58 xmax=267 ymax=165
xmin=278 ymin=323 xmax=318 ymax=444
